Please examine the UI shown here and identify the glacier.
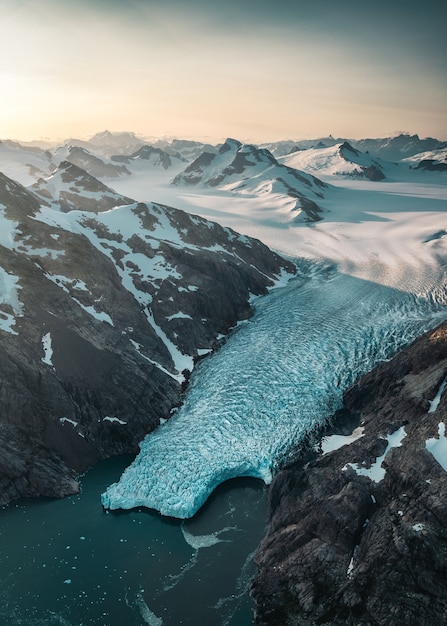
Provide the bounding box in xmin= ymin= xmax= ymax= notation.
xmin=102 ymin=262 xmax=447 ymax=518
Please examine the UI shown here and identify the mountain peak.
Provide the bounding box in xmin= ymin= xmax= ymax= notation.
xmin=339 ymin=141 xmax=360 ymax=156
xmin=32 ymin=162 xmax=133 ymax=213
xmin=219 ymin=138 xmax=242 ymax=153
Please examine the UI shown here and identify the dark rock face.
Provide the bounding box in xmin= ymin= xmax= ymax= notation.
xmin=0 ymin=171 xmax=295 ymax=506
xmin=416 ymin=159 xmax=447 ymax=172
xmin=252 ymin=322 xmax=447 ymax=626
xmin=338 ymin=143 xmax=386 ymax=181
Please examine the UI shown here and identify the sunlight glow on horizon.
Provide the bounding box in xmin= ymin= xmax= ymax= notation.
xmin=1 ymin=0 xmax=446 ymax=143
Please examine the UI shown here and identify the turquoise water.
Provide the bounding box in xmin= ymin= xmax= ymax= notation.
xmin=0 ymin=456 xmax=267 ymax=626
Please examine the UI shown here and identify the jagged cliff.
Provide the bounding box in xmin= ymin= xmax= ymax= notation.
xmin=252 ymin=321 xmax=447 ymax=626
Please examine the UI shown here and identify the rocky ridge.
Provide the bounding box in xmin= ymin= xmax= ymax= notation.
xmin=173 ymin=138 xmax=328 ymax=222
xmin=0 ymin=167 xmax=295 ymax=506
xmin=252 ymin=320 xmax=447 ymax=626
xmin=280 ymin=141 xmax=387 ymax=181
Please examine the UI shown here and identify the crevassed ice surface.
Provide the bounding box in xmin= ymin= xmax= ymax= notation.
xmin=102 ymin=262 xmax=447 ymax=518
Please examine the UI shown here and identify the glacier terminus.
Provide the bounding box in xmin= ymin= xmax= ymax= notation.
xmin=102 ymin=262 xmax=447 ymax=518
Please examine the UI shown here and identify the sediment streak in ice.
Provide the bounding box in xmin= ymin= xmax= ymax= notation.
xmin=102 ymin=266 xmax=447 ymax=518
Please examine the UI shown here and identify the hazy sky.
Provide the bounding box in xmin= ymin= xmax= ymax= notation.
xmin=1 ymin=0 xmax=446 ymax=142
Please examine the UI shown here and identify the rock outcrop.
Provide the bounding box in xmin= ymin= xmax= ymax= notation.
xmin=252 ymin=321 xmax=447 ymax=626
xmin=0 ymin=169 xmax=295 ymax=506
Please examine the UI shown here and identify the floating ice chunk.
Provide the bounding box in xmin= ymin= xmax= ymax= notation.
xmin=425 ymin=422 xmax=447 ymax=471
xmin=181 ymin=524 xmax=234 ymax=550
xmin=321 ymin=427 xmax=364 ymax=454
xmin=134 ymin=593 xmax=163 ymax=626
xmin=343 ymin=426 xmax=407 ymax=483
xmin=412 ymin=523 xmax=424 ymax=532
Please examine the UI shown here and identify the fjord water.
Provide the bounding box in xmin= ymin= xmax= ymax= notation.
xmin=2 ymin=262 xmax=447 ymax=625
xmin=0 ymin=457 xmax=267 ymax=626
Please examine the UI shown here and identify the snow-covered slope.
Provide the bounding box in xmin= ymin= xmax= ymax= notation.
xmin=172 ymin=138 xmax=328 ymax=222
xmin=403 ymin=148 xmax=447 ymax=172
xmin=51 ymin=145 xmax=130 ymax=178
xmin=351 ymin=133 xmax=447 ymax=161
xmin=0 ymin=140 xmax=54 ymax=185
xmin=280 ymin=141 xmax=386 ymax=181
xmin=31 ymin=161 xmax=134 ymax=213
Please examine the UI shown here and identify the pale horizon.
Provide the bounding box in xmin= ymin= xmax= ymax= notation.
xmin=1 ymin=0 xmax=446 ymax=144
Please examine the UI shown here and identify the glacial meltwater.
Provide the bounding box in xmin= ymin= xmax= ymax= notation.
xmin=2 ymin=262 xmax=447 ymax=625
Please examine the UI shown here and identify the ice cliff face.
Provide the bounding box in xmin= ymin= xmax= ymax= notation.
xmin=0 ymin=168 xmax=294 ymax=505
xmin=102 ymin=264 xmax=447 ymax=518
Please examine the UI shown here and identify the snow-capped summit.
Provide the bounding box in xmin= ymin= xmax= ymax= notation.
xmin=0 ymin=140 xmax=54 ymax=185
xmin=31 ymin=161 xmax=133 ymax=213
xmin=51 ymin=145 xmax=130 ymax=179
xmin=173 ymin=138 xmax=328 ymax=222
xmin=280 ymin=141 xmax=386 ymax=181
xmin=403 ymin=148 xmax=447 ymax=173
xmin=65 ymin=130 xmax=146 ymax=158
xmin=352 ymin=133 xmax=447 ymax=161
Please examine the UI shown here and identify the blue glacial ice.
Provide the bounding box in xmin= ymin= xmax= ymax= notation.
xmin=102 ymin=263 xmax=447 ymax=518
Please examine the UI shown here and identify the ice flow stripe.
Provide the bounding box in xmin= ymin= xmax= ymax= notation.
xmin=102 ymin=267 xmax=447 ymax=518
